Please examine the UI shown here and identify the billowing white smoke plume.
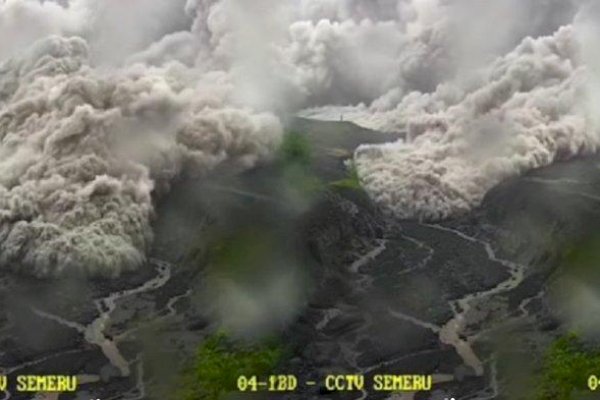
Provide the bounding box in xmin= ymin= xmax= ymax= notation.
xmin=0 ymin=0 xmax=595 ymax=275
xmin=0 ymin=0 xmax=282 ymax=277
xmin=355 ymin=26 xmax=595 ymax=220
xmin=299 ymin=0 xmax=600 ymax=220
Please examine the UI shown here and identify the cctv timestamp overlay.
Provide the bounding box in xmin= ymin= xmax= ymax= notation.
xmin=237 ymin=374 xmax=438 ymax=394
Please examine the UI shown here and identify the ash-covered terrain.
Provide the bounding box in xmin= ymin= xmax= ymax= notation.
xmin=0 ymin=118 xmax=596 ymax=400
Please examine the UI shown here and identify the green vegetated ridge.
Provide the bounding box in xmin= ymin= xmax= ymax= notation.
xmin=559 ymin=234 xmax=600 ymax=284
xmin=534 ymin=333 xmax=600 ymax=400
xmin=178 ymin=231 xmax=289 ymax=400
xmin=176 ymin=131 xmax=365 ymax=400
xmin=532 ymin=235 xmax=600 ymax=400
xmin=178 ymin=332 xmax=284 ymax=400
xmin=278 ymin=131 xmax=313 ymax=167
xmin=277 ymin=131 xmax=325 ymax=196
xmin=208 ymin=228 xmax=276 ymax=280
xmin=330 ymin=161 xmax=363 ymax=191
xmin=279 ymin=131 xmax=364 ymax=194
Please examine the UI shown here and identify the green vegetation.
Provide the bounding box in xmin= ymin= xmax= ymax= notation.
xmin=534 ymin=333 xmax=600 ymax=400
xmin=277 ymin=132 xmax=325 ymax=196
xmin=330 ymin=162 xmax=363 ymax=191
xmin=209 ymin=228 xmax=275 ymax=280
xmin=559 ymin=235 xmax=600 ymax=285
xmin=277 ymin=131 xmax=365 ymax=195
xmin=282 ymin=163 xmax=325 ymax=195
xmin=521 ymin=236 xmax=600 ymax=399
xmin=278 ymin=132 xmax=312 ymax=167
xmin=179 ymin=332 xmax=284 ymax=400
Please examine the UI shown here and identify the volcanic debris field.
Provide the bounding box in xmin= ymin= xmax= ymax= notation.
xmin=0 ymin=118 xmax=597 ymax=400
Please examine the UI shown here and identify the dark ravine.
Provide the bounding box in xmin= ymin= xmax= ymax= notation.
xmin=0 ymin=118 xmax=597 ymax=399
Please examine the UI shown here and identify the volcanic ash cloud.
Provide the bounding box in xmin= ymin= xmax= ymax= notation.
xmin=0 ymin=0 xmax=590 ymax=275
xmin=354 ymin=26 xmax=599 ymax=220
xmin=0 ymin=36 xmax=281 ymax=277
